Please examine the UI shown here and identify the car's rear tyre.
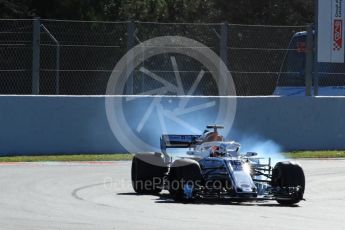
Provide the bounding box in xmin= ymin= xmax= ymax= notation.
xmin=168 ymin=159 xmax=203 ymax=201
xmin=271 ymin=161 xmax=305 ymax=205
xmin=131 ymin=153 xmax=168 ymax=194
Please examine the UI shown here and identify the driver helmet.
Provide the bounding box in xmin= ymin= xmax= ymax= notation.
xmin=210 ymin=146 xmax=226 ymax=157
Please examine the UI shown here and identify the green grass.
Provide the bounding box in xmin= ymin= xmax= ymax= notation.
xmin=1 ymin=151 xmax=345 ymax=162
xmin=0 ymin=154 xmax=133 ymax=162
xmin=284 ymin=151 xmax=345 ymax=159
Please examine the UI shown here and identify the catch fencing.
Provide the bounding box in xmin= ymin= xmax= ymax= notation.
xmin=1 ymin=18 xmax=331 ymax=96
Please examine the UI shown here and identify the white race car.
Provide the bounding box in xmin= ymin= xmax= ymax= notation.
xmin=131 ymin=125 xmax=305 ymax=205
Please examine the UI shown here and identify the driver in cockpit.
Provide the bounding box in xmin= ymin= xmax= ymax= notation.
xmin=210 ymin=146 xmax=226 ymax=157
xmin=210 ymin=145 xmax=240 ymax=158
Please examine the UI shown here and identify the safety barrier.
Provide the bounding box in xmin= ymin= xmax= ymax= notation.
xmin=0 ymin=95 xmax=344 ymax=155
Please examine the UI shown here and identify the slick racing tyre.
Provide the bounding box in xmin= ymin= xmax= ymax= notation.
xmin=271 ymin=161 xmax=305 ymax=205
xmin=168 ymin=159 xmax=203 ymax=201
xmin=131 ymin=153 xmax=168 ymax=194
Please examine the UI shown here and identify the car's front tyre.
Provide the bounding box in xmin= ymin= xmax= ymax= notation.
xmin=271 ymin=161 xmax=305 ymax=205
xmin=168 ymin=159 xmax=203 ymax=201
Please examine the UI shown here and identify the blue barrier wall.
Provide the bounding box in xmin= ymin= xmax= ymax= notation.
xmin=232 ymin=96 xmax=345 ymax=150
xmin=0 ymin=95 xmax=344 ymax=155
xmin=0 ymin=96 xmax=123 ymax=155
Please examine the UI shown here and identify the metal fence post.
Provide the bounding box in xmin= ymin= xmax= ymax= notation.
xmin=313 ymin=63 xmax=319 ymax=96
xmin=313 ymin=0 xmax=319 ymax=96
xmin=40 ymin=24 xmax=60 ymax=95
xmin=305 ymin=24 xmax=313 ymax=96
xmin=220 ymin=22 xmax=229 ymax=68
xmin=126 ymin=20 xmax=136 ymax=95
xmin=32 ymin=17 xmax=40 ymax=94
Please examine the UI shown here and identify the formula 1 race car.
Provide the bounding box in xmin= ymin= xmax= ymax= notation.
xmin=131 ymin=125 xmax=305 ymax=205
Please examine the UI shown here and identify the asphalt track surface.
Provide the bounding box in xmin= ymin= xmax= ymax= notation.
xmin=0 ymin=159 xmax=345 ymax=230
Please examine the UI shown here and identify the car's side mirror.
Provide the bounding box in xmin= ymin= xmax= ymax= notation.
xmin=245 ymin=152 xmax=258 ymax=157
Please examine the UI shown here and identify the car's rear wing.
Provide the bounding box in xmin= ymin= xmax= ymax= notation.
xmin=160 ymin=135 xmax=201 ymax=153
